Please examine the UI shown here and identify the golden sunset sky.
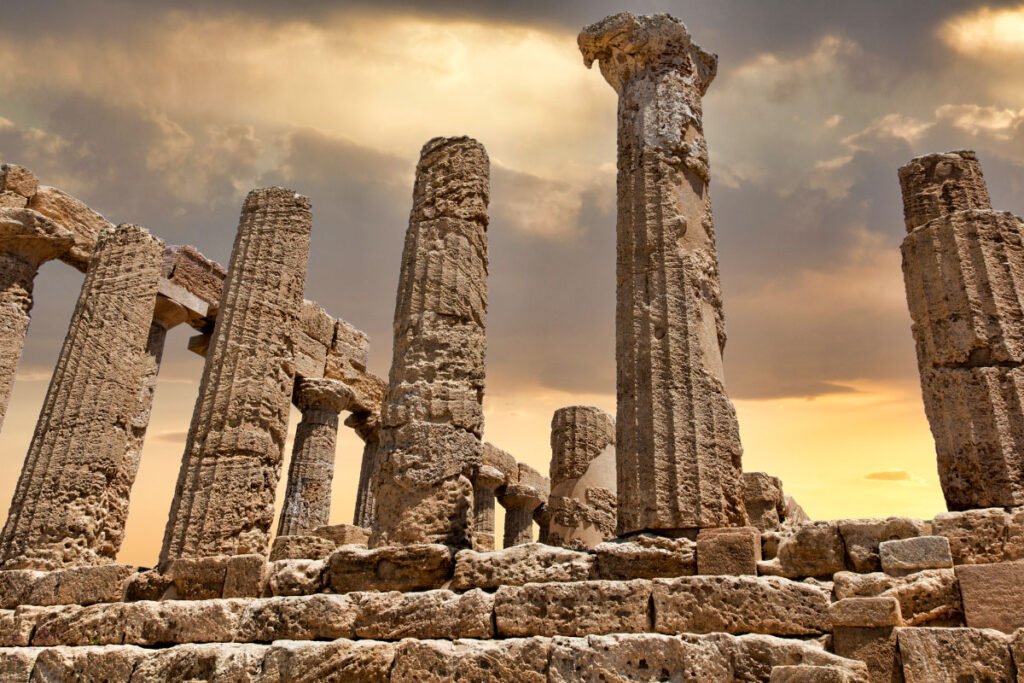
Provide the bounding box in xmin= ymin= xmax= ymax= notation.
xmin=2 ymin=1 xmax=1024 ymax=566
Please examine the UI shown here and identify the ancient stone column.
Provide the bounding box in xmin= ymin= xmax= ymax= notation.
xmin=370 ymin=137 xmax=489 ymax=548
xmin=277 ymin=378 xmax=353 ymax=537
xmin=899 ymin=150 xmax=1024 ymax=510
xmin=499 ymin=463 xmax=550 ymax=548
xmin=0 ymin=208 xmax=73 ymax=432
xmin=0 ymin=224 xmax=164 ymax=569
xmin=472 ymin=465 xmax=504 ymax=551
xmin=350 ymin=412 xmax=381 ymax=529
xmin=579 ymin=13 xmax=746 ymax=536
xmin=160 ymin=187 xmax=312 ymax=562
xmin=546 ymin=406 xmax=617 ymax=549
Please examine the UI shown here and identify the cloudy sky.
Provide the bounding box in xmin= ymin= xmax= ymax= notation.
xmin=2 ymin=1 xmax=1024 ymax=565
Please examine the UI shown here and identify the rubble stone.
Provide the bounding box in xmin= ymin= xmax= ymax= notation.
xmin=742 ymin=473 xmax=786 ymax=532
xmin=837 ymin=517 xmax=929 ymax=573
xmin=833 ymin=569 xmax=963 ymax=627
xmin=955 ymin=561 xmax=1024 ymax=633
xmin=0 ymin=164 xmax=38 ymax=198
xmin=452 ymin=543 xmax=594 ymax=590
xmin=265 ymin=560 xmax=324 ymax=597
xmin=269 ymin=535 xmax=337 ymax=561
xmin=773 ymin=522 xmax=846 ymax=578
xmin=879 ymin=536 xmax=952 ymax=576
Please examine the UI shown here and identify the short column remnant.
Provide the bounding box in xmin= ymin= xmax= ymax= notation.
xmin=277 ymin=378 xmax=354 ymax=537
xmin=579 ymin=12 xmax=746 ymax=538
xmin=0 ymin=224 xmax=165 ymax=569
xmin=499 ymin=464 xmax=550 ymax=548
xmin=350 ymin=411 xmax=382 ymax=529
xmin=370 ymin=137 xmax=490 ymax=548
xmin=472 ymin=465 xmax=505 ymax=551
xmin=0 ymin=207 xmax=73 ymax=430
xmin=899 ymin=150 xmax=1024 ymax=510
xmin=546 ymin=406 xmax=617 ymax=550
xmin=161 ymin=187 xmax=313 ymax=562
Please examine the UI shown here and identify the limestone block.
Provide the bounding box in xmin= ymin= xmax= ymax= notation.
xmin=0 ymin=165 xmax=38 ymax=198
xmin=293 ymin=330 xmax=328 ymax=379
xmin=352 ymin=589 xmax=493 ymax=640
xmin=269 ymin=535 xmax=337 ymax=561
xmin=326 ymin=544 xmax=453 ymax=592
xmin=837 ymin=517 xmax=929 ymax=573
xmin=129 ymin=643 xmax=265 ymax=682
xmin=899 ymin=150 xmax=991 ymax=233
xmin=260 ymin=640 xmax=395 ymax=683
xmin=236 ymin=595 xmax=355 ymax=642
xmin=265 ymin=560 xmax=324 ymax=597
xmin=332 ymin=318 xmax=370 ymax=370
xmin=955 ymin=561 xmax=1024 ymax=633
xmin=49 ymin=564 xmax=136 ymax=606
xmin=697 ymin=633 xmax=869 ymax=683
xmin=452 ymin=543 xmax=594 ymax=590
xmin=770 ymin=665 xmax=855 ymax=682
xmin=0 ymin=191 xmax=27 ymax=208
xmin=483 ymin=442 xmax=518 ymax=485
xmin=29 ymin=645 xmax=144 ymax=682
xmin=896 ymin=626 xmax=1013 ymax=682
xmin=223 ymin=554 xmax=266 ymax=598
xmin=28 ymin=185 xmax=114 ymax=270
xmin=548 ymin=633 xmax=732 ymax=682
xmin=0 ymin=647 xmax=39 ymax=681
xmin=30 ymin=603 xmax=126 ymax=646
xmin=697 ymin=527 xmax=761 ymax=576
xmin=1005 ymin=508 xmax=1024 ymax=560
xmin=124 ymin=571 xmax=173 ymax=602
xmin=494 ymin=580 xmax=651 ymax=637
xmin=0 ymin=571 xmax=46 ymax=608
xmin=167 ymin=555 xmax=229 ymax=600
xmin=390 ymin=638 xmax=549 ymax=683
xmin=742 ymin=472 xmax=785 ymax=532
xmin=879 ymin=536 xmax=952 ymax=576
xmin=313 ymin=524 xmax=370 ymax=546
xmin=832 ymin=626 xmax=899 ymax=683
xmin=0 ymin=607 xmax=40 ymax=646
xmin=592 ymin=535 xmax=696 ymax=580
xmin=652 ymin=575 xmax=830 ymax=636
xmin=122 ymin=599 xmax=246 ymax=646
xmin=833 ymin=569 xmax=963 ymax=627
xmin=932 ymin=508 xmax=1009 ymax=564
xmin=775 ymin=522 xmax=845 ymax=578
xmin=160 ymin=244 xmax=225 ymax=312
xmin=829 ymin=597 xmax=902 ymax=628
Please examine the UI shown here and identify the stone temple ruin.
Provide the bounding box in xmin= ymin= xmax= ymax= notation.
xmin=0 ymin=11 xmax=1022 ymax=683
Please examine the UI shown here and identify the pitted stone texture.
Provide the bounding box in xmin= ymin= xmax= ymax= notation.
xmin=124 ymin=571 xmax=173 ymax=603
xmin=265 ymin=560 xmax=324 ymax=597
xmin=896 ymin=626 xmax=1013 ymax=682
xmin=29 ymin=645 xmax=143 ymax=682
xmin=277 ymin=378 xmax=352 ymax=537
xmin=161 ymin=187 xmax=312 ymax=562
xmin=160 ymin=244 xmax=226 ymax=313
xmin=932 ymin=507 xmax=1010 ymax=564
xmin=353 ymin=589 xmax=493 ymax=640
xmin=313 ymin=523 xmax=369 ymax=546
xmin=879 ymin=536 xmax=952 ymax=576
xmin=452 ymin=543 xmax=594 ymax=590
xmin=829 ymin=597 xmax=902 ymax=628
xmin=832 ymin=626 xmax=899 ymax=683
xmin=0 ymin=225 xmax=165 ymax=570
xmin=326 ymin=544 xmax=453 ymax=592
xmin=391 ymin=638 xmax=549 ymax=683
xmin=547 ymin=406 xmax=617 ymax=549
xmin=372 ymin=137 xmax=489 ymax=549
xmin=166 ymin=556 xmax=229 ymax=600
xmin=495 ymin=580 xmax=651 ymax=637
xmin=223 ymin=554 xmax=267 ymax=598
xmin=833 ymin=570 xmax=963 ymax=627
xmin=899 ymin=150 xmax=992 ymax=233
xmin=0 ymin=647 xmax=39 ymax=680
xmin=769 ymin=522 xmax=846 ymax=578
xmin=0 ymin=164 xmax=38 ymax=198
xmin=580 ymin=13 xmax=745 ymax=535
xmin=130 ymin=643 xmax=265 ymax=682
xmin=27 ymin=185 xmax=115 ymax=271
xmin=261 ymin=640 xmax=395 ymax=683
xmin=742 ymin=473 xmax=786 ymax=532
xmin=770 ymin=665 xmax=855 ymax=683
xmin=697 ymin=527 xmax=760 ymax=576
xmin=548 ymin=633 xmax=732 ymax=682
xmin=269 ymin=535 xmax=337 ymax=561
xmin=837 ymin=517 xmax=929 ymax=573
xmin=592 ymin=535 xmax=696 ymax=580
xmin=955 ymin=561 xmax=1024 ymax=633
xmin=0 ymin=564 xmax=135 ymax=607
xmin=652 ymin=575 xmax=830 ymax=636
xmin=237 ymin=595 xmax=355 ymax=642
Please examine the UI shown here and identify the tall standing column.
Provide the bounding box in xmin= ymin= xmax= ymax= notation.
xmin=160 ymin=188 xmax=312 ymax=562
xmin=277 ymin=378 xmax=352 ymax=537
xmin=370 ymin=137 xmax=489 ymax=548
xmin=899 ymin=151 xmax=1024 ymax=509
xmin=579 ymin=13 xmax=746 ymax=537
xmin=0 ymin=208 xmax=73 ymax=431
xmin=0 ymin=224 xmax=164 ymax=569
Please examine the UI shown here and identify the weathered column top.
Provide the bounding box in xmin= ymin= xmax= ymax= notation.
xmin=0 ymin=208 xmax=74 ymax=266
xmin=898 ymin=150 xmax=992 ymax=233
xmin=295 ymin=377 xmax=354 ymax=415
xmin=578 ymin=12 xmax=717 ymax=95
xmin=413 ymin=137 xmax=490 ymax=226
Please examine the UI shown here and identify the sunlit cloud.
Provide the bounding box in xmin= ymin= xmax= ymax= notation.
xmin=865 ymin=470 xmax=912 ymax=481
xmin=935 ymin=103 xmax=1024 ymax=139
xmin=941 ymin=5 xmax=1024 ymax=59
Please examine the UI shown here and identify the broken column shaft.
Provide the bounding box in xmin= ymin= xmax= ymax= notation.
xmin=161 ymin=187 xmax=312 ymax=562
xmin=370 ymin=136 xmax=489 ymax=548
xmin=579 ymin=13 xmax=746 ymax=536
xmin=277 ymin=378 xmax=352 ymax=537
xmin=0 ymin=224 xmax=164 ymax=569
xmin=500 ymin=463 xmax=550 ymax=547
xmin=899 ymin=150 xmax=1024 ymax=509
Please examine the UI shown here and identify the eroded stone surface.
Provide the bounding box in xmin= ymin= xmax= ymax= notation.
xmin=326 ymin=544 xmax=453 ymax=592
xmin=27 ymin=185 xmax=114 ymax=270
xmin=837 ymin=517 xmax=929 ymax=574
xmin=353 ymin=589 xmax=493 ymax=640
xmin=131 ymin=643 xmax=265 ymax=682
xmin=269 ymin=535 xmax=337 ymax=562
xmin=452 ymin=543 xmax=593 ymax=590
xmin=697 ymin=527 xmax=760 ymax=576
xmin=879 ymin=536 xmax=952 ymax=576
xmin=955 ymin=561 xmax=1024 ymax=633
xmin=932 ymin=508 xmax=1009 ymax=564
xmin=495 ymin=580 xmax=651 ymax=637
xmin=391 ymin=638 xmax=548 ymax=683
xmin=237 ymin=595 xmax=355 ymax=642
xmin=772 ymin=522 xmax=846 ymax=578
xmin=742 ymin=473 xmax=786 ymax=532
xmin=261 ymin=640 xmax=395 ymax=683
xmin=265 ymin=560 xmax=324 ymax=597
xmin=833 ymin=569 xmax=962 ymax=627
xmin=828 ymin=597 xmax=902 ymax=628
xmin=896 ymin=626 xmax=1013 ymax=682
xmin=593 ymin=535 xmax=696 ymax=580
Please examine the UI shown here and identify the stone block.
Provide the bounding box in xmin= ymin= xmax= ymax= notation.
xmin=352 ymin=588 xmax=493 ymax=640
xmin=879 ymin=536 xmax=952 ymax=576
xmin=697 ymin=633 xmax=869 ymax=682
xmin=332 ymin=318 xmax=371 ymax=370
xmin=776 ymin=522 xmax=845 ymax=578
xmin=0 ymin=164 xmax=38 ymax=198
xmin=236 ymin=595 xmax=355 ymax=642
xmin=223 ymin=554 xmax=267 ymax=598
xmin=294 ymin=330 xmax=328 ymax=378
xmin=160 ymin=244 xmax=225 ymax=310
xmin=932 ymin=507 xmax=1009 ymax=565
xmin=28 ymin=185 xmax=114 ymax=270
xmin=652 ymin=575 xmax=830 ymax=636
xmin=300 ymin=300 xmax=336 ymax=347
xmin=697 ymin=526 xmax=761 ymax=575
xmin=0 ymin=570 xmax=46 ymax=608
xmin=124 ymin=570 xmax=173 ymax=602
xmin=592 ymin=535 xmax=696 ymax=580
xmin=742 ymin=472 xmax=785 ymax=532
xmin=833 ymin=569 xmax=962 ymax=627
xmin=494 ymin=580 xmax=651 ymax=637
xmin=0 ymin=607 xmax=40 ymax=646
xmin=269 ymin=535 xmax=337 ymax=561
xmin=30 ymin=604 xmax=125 ymax=646
xmin=837 ymin=517 xmax=929 ymax=573
xmin=770 ymin=665 xmax=854 ymax=683
xmin=167 ymin=555 xmax=229 ymax=600
xmin=832 ymin=626 xmax=898 ymax=683
xmin=452 ymin=543 xmax=593 ymax=590
xmin=896 ymin=626 xmax=1013 ymax=682
xmin=122 ymin=599 xmax=246 ymax=646
xmin=265 ymin=560 xmax=324 ymax=597
xmin=312 ymin=523 xmax=370 ymax=546
xmin=48 ymin=564 xmax=136 ymax=606
xmin=955 ymin=561 xmax=1024 ymax=633
xmin=828 ymin=597 xmax=902 ymax=628
xmin=391 ymin=638 xmax=549 ymax=683
xmin=548 ymin=633 xmax=731 ymax=682
xmin=0 ymin=647 xmax=40 ymax=681
xmin=129 ymin=643 xmax=265 ymax=682
xmin=29 ymin=645 xmax=144 ymax=682
xmin=326 ymin=544 xmax=453 ymax=592
xmin=261 ymin=639 xmax=396 ymax=683
xmin=0 ymin=191 xmax=28 ymax=208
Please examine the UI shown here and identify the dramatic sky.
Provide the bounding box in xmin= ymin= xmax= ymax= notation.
xmin=2 ymin=1 xmax=1024 ymax=565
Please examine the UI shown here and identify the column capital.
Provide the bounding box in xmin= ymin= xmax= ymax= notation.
xmin=294 ymin=377 xmax=353 ymax=414
xmin=0 ymin=208 xmax=74 ymax=267
xmin=898 ymin=150 xmax=991 ymax=233
xmin=578 ymin=12 xmax=717 ymax=95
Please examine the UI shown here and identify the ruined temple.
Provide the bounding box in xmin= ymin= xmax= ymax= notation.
xmin=0 ymin=11 xmax=1021 ymax=683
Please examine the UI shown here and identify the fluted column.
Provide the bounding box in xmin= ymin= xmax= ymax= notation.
xmin=0 ymin=224 xmax=164 ymax=569
xmin=350 ymin=411 xmax=381 ymax=529
xmin=370 ymin=137 xmax=489 ymax=548
xmin=161 ymin=187 xmax=312 ymax=563
xmin=0 ymin=208 xmax=73 ymax=431
xmin=499 ymin=463 xmax=549 ymax=548
xmin=277 ymin=378 xmax=352 ymax=537
xmin=899 ymin=150 xmax=1024 ymax=509
xmin=471 ymin=466 xmax=504 ymax=551
xmin=579 ymin=13 xmax=746 ymax=536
